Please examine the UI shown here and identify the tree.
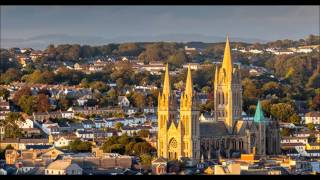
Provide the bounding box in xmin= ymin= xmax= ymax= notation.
xmin=69 ymin=139 xmax=92 ymax=152
xmin=167 ymin=51 xmax=188 ymax=68
xmin=89 ymin=81 xmax=109 ymax=93
xmin=138 ymin=130 xmax=150 ymax=138
xmin=0 ymin=112 xmax=23 ymax=138
xmin=103 ymin=136 xmax=119 ymax=148
xmin=248 ymin=105 xmax=257 ymax=116
xmin=132 ymin=142 xmax=155 ymax=155
xmin=288 ymin=113 xmax=300 ymax=125
xmin=307 ymin=123 xmax=315 ymax=131
xmin=0 ymin=87 xmax=10 ymax=100
xmin=0 ymin=145 xmax=14 ymax=159
xmin=40 ymin=70 xmax=55 ymax=84
xmin=280 ymin=128 xmax=293 ymax=137
xmin=58 ymin=96 xmax=71 ymax=110
xmin=310 ymin=94 xmax=320 ymax=111
xmin=308 ymin=134 xmax=317 ymax=143
xmin=138 ymin=42 xmax=178 ymax=63
xmin=261 ymin=81 xmax=282 ymax=97
xmin=125 ymin=142 xmax=136 ymax=155
xmin=132 ymin=92 xmax=146 ymax=109
xmin=117 ymin=43 xmax=143 ymax=56
xmin=140 ymin=153 xmax=153 ymax=166
xmin=307 ymin=71 xmax=320 ymax=89
xmin=260 ymin=99 xmax=272 ymax=117
xmin=270 ymin=103 xmax=295 ymax=122
xmin=18 ymin=95 xmax=37 ymax=115
xmin=105 ymin=88 xmax=118 ymax=106
xmin=22 ymin=70 xmax=43 ymax=84
xmin=117 ymin=134 xmax=130 ymax=145
xmin=36 ymin=94 xmax=50 ymax=112
xmin=106 ymin=144 xmax=125 ymax=154
xmin=115 ymin=122 xmax=124 ymax=130
xmin=242 ymin=78 xmax=259 ymax=99
xmin=13 ymin=86 xmax=31 ymax=104
xmin=0 ymin=68 xmax=21 ymax=84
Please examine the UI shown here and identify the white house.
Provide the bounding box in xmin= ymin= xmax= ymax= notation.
xmin=42 ymin=121 xmax=60 ymax=135
xmin=133 ymin=116 xmax=146 ymax=124
xmin=123 ymin=117 xmax=135 ymax=126
xmin=275 ymin=50 xmax=295 ymax=55
xmin=118 ymin=96 xmax=130 ymax=107
xmin=281 ymin=137 xmax=308 ymax=145
xmin=61 ymin=111 xmax=74 ymax=119
xmin=120 ymin=126 xmax=139 ymax=136
xmin=125 ymin=107 xmax=138 ymax=115
xmin=0 ymin=100 xmax=10 ymax=111
xmin=16 ymin=118 xmax=34 ymax=129
xmin=77 ymin=97 xmax=88 ymax=107
xmin=82 ymin=120 xmax=95 ymax=129
xmin=297 ymin=48 xmax=313 ymax=53
xmin=304 ymin=111 xmax=320 ymax=125
xmin=75 ymin=129 xmax=94 ymax=140
xmin=54 ymin=136 xmax=73 ymax=148
xmin=182 ymin=63 xmax=200 ymax=70
xmin=143 ymin=107 xmax=156 ymax=114
xmin=45 ymin=160 xmax=82 ymax=175
xmin=249 ymin=49 xmax=263 ymax=54
xmin=104 ymin=118 xmax=128 ymax=128
xmin=94 ymin=119 xmax=107 ymax=129
xmin=279 ymin=122 xmax=296 ymax=129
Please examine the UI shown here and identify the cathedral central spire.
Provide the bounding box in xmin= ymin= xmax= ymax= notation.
xmin=185 ymin=64 xmax=193 ymax=96
xmin=163 ymin=63 xmax=171 ymax=97
xmin=222 ymin=35 xmax=233 ymax=82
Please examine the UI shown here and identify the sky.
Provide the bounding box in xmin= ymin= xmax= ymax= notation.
xmin=1 ymin=6 xmax=319 ymax=48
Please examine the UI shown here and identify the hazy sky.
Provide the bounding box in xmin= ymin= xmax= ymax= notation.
xmin=1 ymin=5 xmax=319 ymax=41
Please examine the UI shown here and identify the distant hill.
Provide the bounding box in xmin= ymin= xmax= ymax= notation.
xmin=1 ymin=33 xmax=267 ymax=50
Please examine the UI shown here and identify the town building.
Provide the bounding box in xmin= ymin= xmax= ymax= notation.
xmin=45 ymin=159 xmax=83 ymax=175
xmin=304 ymin=111 xmax=320 ymax=124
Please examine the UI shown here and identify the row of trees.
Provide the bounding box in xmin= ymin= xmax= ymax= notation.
xmin=0 ymin=112 xmax=24 ymax=138
xmin=12 ymin=86 xmax=50 ymax=115
xmin=101 ymin=134 xmax=156 ymax=166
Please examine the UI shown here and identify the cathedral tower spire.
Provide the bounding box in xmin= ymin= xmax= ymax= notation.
xmin=185 ymin=64 xmax=193 ymax=97
xmin=222 ymin=35 xmax=233 ymax=82
xmin=163 ymin=63 xmax=171 ymax=97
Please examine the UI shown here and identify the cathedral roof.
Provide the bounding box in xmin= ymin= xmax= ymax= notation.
xmin=254 ymin=101 xmax=266 ymax=123
xmin=200 ymin=121 xmax=229 ymax=137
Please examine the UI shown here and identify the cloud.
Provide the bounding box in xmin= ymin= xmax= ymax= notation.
xmin=1 ymin=6 xmax=319 ymax=41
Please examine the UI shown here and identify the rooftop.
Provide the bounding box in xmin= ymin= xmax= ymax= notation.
xmin=46 ymin=160 xmax=73 ymax=170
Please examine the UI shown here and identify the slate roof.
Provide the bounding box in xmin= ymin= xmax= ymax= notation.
xmin=25 ymin=145 xmax=53 ymax=150
xmin=199 ymin=121 xmax=229 ymax=137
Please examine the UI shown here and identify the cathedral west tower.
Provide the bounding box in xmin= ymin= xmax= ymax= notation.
xmin=214 ymin=35 xmax=242 ymax=134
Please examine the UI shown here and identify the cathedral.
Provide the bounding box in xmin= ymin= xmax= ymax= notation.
xmin=157 ymin=36 xmax=280 ymax=162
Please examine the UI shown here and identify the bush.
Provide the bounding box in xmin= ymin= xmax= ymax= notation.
xmin=69 ymin=139 xmax=92 ymax=152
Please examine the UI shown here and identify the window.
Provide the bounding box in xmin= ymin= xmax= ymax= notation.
xmin=222 ymin=93 xmax=224 ymax=105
